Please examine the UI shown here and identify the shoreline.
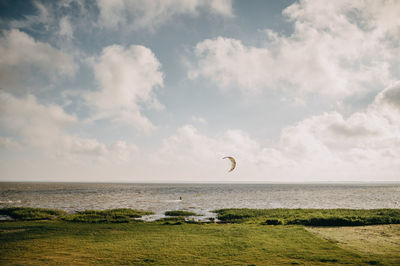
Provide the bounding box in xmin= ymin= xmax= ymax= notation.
xmin=1 ymin=181 xmax=400 ymax=184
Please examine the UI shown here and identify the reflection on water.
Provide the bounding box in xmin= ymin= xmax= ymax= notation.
xmin=0 ymin=182 xmax=399 ymax=220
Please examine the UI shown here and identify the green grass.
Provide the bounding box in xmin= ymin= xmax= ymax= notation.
xmin=0 ymin=207 xmax=153 ymax=223
xmin=2 ymin=221 xmax=399 ymax=265
xmin=215 ymin=208 xmax=400 ymax=226
xmin=307 ymin=225 xmax=400 ymax=261
xmin=263 ymin=218 xmax=283 ymax=225
xmin=3 ymin=207 xmax=398 ymax=226
xmin=1 ymin=207 xmax=399 ymax=264
xmin=61 ymin=208 xmax=154 ymax=223
xmin=157 ymin=216 xmax=186 ymax=225
xmin=165 ymin=210 xmax=198 ymax=217
xmin=0 ymin=207 xmax=66 ymax=221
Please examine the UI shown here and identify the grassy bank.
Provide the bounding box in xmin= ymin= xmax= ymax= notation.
xmin=0 ymin=207 xmax=154 ymax=223
xmin=62 ymin=209 xmax=154 ymax=223
xmin=0 ymin=207 xmax=67 ymax=221
xmin=2 ymin=221 xmax=399 ymax=265
xmin=165 ymin=210 xmax=198 ymax=217
xmin=1 ymin=207 xmax=399 ymax=264
xmin=215 ymin=208 xmax=400 ymax=226
xmin=2 ymin=207 xmax=400 ymax=226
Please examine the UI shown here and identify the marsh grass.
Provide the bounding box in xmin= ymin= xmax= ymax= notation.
xmin=0 ymin=207 xmax=66 ymax=221
xmin=215 ymin=208 xmax=400 ymax=226
xmin=263 ymin=218 xmax=283 ymax=225
xmin=157 ymin=216 xmax=204 ymax=225
xmin=165 ymin=210 xmax=198 ymax=216
xmin=158 ymin=217 xmax=186 ymax=225
xmin=2 ymin=207 xmax=399 ymax=226
xmin=61 ymin=208 xmax=154 ymax=223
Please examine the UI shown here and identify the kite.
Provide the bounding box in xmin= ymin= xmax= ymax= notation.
xmin=223 ymin=156 xmax=236 ymax=172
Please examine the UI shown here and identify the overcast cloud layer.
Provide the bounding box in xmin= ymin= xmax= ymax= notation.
xmin=0 ymin=0 xmax=399 ymax=182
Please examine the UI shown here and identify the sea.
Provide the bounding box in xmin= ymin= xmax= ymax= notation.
xmin=0 ymin=182 xmax=399 ymax=221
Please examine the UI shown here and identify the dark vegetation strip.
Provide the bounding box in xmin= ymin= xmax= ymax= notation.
xmin=158 ymin=217 xmax=203 ymax=225
xmin=0 ymin=207 xmax=66 ymax=221
xmin=0 ymin=207 xmax=153 ymax=223
xmin=214 ymin=208 xmax=400 ymax=226
xmin=62 ymin=209 xmax=154 ymax=223
xmin=165 ymin=210 xmax=198 ymax=216
xmin=1 ymin=207 xmax=400 ymax=226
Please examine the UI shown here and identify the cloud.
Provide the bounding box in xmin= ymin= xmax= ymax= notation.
xmin=189 ymin=0 xmax=400 ymax=99
xmin=60 ymin=137 xmax=138 ymax=163
xmin=270 ymin=83 xmax=400 ymax=179
xmin=0 ymin=29 xmax=76 ymax=92
xmin=153 ymin=124 xmax=264 ymax=180
xmin=8 ymin=1 xmax=79 ymax=33
xmin=63 ymin=136 xmax=107 ymax=156
xmin=191 ymin=116 xmax=207 ymax=125
xmin=152 ymin=83 xmax=400 ymax=181
xmin=376 ymin=83 xmax=400 ymax=111
xmin=58 ymin=16 xmax=74 ymax=39
xmin=97 ymin=0 xmax=233 ymax=30
xmin=0 ymin=91 xmax=77 ymax=147
xmin=85 ymin=44 xmax=164 ymax=131
xmin=0 ymin=91 xmax=137 ymax=162
xmin=8 ymin=1 xmax=52 ymax=30
xmin=0 ymin=137 xmax=21 ymax=150
xmin=2 ymin=80 xmax=399 ymax=181
xmin=189 ymin=37 xmax=274 ymax=93
xmin=5 ymin=0 xmax=100 ymax=53
xmin=6 ymin=0 xmax=233 ymax=40
xmin=109 ymin=140 xmax=139 ymax=162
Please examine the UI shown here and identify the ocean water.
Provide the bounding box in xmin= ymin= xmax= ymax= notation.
xmin=0 ymin=182 xmax=399 ymax=220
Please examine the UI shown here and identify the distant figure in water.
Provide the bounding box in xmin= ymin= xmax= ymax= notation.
xmin=179 ymin=196 xmax=182 ymax=200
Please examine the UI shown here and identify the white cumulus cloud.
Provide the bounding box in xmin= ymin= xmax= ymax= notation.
xmin=0 ymin=29 xmax=76 ymax=92
xmin=97 ymin=0 xmax=233 ymax=30
xmin=189 ymin=0 xmax=400 ymax=99
xmin=0 ymin=91 xmax=138 ymax=163
xmin=85 ymin=44 xmax=164 ymax=131
xmin=0 ymin=91 xmax=77 ymax=147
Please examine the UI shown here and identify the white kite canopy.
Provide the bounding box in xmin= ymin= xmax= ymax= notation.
xmin=223 ymin=156 xmax=236 ymax=172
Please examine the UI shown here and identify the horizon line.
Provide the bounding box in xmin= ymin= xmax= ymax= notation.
xmin=0 ymin=180 xmax=399 ymax=184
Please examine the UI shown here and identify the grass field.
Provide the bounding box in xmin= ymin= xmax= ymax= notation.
xmin=0 ymin=208 xmax=399 ymax=265
xmin=2 ymin=221 xmax=399 ymax=265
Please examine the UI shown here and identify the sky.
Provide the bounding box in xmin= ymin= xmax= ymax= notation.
xmin=0 ymin=0 xmax=399 ymax=183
